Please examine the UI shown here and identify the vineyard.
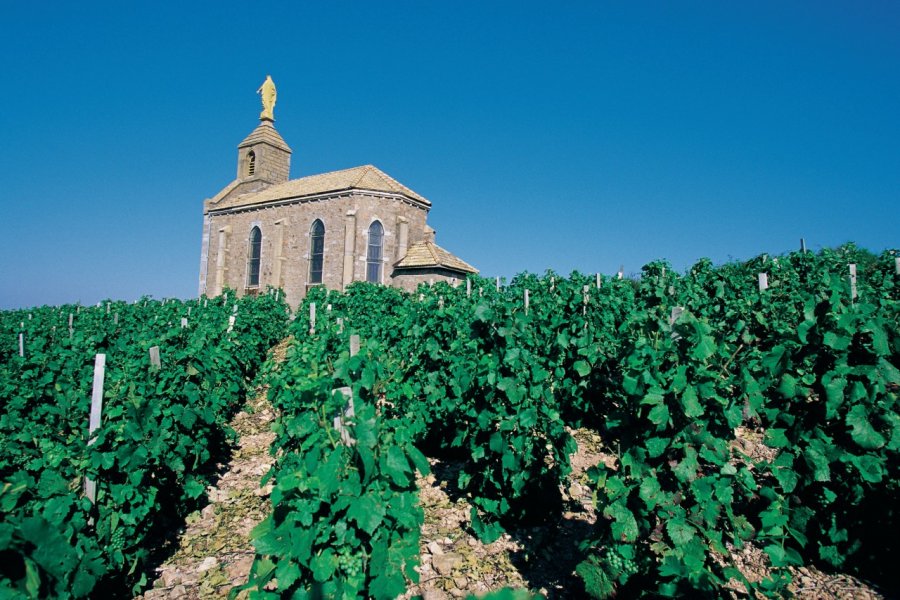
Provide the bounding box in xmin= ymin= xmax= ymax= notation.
xmin=0 ymin=293 xmax=288 ymax=598
xmin=2 ymin=243 xmax=899 ymax=599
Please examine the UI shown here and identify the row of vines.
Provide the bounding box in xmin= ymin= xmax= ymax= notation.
xmin=0 ymin=292 xmax=289 ymax=598
xmin=243 ymin=244 xmax=898 ymax=598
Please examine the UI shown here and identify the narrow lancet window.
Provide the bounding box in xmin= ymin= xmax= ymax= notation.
xmin=247 ymin=150 xmax=256 ymax=176
xmin=309 ymin=219 xmax=325 ymax=284
xmin=366 ymin=221 xmax=383 ymax=283
xmin=247 ymin=226 xmax=262 ymax=287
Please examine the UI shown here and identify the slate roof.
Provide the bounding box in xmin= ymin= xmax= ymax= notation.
xmin=210 ymin=164 xmax=430 ymax=211
xmin=394 ymin=241 xmax=478 ymax=274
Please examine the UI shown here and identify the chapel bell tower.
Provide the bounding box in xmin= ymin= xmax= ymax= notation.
xmin=236 ymin=75 xmax=292 ymax=185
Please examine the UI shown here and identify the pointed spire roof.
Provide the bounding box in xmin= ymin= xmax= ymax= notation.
xmin=237 ymin=121 xmax=291 ymax=153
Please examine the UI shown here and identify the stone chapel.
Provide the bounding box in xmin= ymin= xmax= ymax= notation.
xmin=197 ymin=78 xmax=477 ymax=307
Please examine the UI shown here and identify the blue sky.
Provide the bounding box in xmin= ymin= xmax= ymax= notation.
xmin=1 ymin=2 xmax=898 ymax=309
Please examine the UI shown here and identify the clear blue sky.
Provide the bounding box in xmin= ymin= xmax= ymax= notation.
xmin=1 ymin=2 xmax=898 ymax=309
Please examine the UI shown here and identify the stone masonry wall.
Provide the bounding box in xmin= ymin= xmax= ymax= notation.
xmin=204 ymin=192 xmax=429 ymax=308
xmin=392 ymin=268 xmax=468 ymax=292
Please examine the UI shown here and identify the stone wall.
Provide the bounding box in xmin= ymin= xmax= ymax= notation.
xmin=202 ymin=192 xmax=430 ymax=308
xmin=392 ymin=267 xmax=468 ymax=292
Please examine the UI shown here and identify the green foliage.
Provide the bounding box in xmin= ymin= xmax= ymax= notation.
xmin=243 ymin=342 xmax=425 ymax=599
xmin=0 ymin=291 xmax=289 ymax=597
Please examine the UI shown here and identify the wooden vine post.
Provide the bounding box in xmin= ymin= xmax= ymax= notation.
xmin=333 ymin=336 xmax=361 ymax=445
xmin=84 ymin=353 xmax=106 ymax=504
xmin=524 ymin=289 xmax=530 ymax=315
xmin=149 ymin=346 xmax=161 ymax=371
xmin=309 ymin=302 xmax=317 ymax=335
xmin=758 ymin=273 xmax=769 ymax=291
xmin=849 ymin=264 xmax=858 ymax=301
xmin=582 ymin=285 xmax=589 ymax=318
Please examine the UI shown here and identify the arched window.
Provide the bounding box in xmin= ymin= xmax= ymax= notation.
xmin=247 ymin=226 xmax=262 ymax=287
xmin=247 ymin=151 xmax=256 ymax=176
xmin=366 ymin=221 xmax=383 ymax=283
xmin=309 ymin=219 xmax=325 ymax=284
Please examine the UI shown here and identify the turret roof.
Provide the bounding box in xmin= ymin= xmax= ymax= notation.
xmin=394 ymin=241 xmax=478 ymax=274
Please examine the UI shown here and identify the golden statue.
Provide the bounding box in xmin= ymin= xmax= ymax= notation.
xmin=257 ymin=75 xmax=277 ymax=121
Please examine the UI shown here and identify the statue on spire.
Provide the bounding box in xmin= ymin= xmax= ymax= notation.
xmin=257 ymin=75 xmax=277 ymax=122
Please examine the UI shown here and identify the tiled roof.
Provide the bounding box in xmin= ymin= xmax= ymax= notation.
xmin=237 ymin=122 xmax=291 ymax=153
xmin=211 ymin=164 xmax=430 ymax=210
xmin=394 ymin=241 xmax=478 ymax=274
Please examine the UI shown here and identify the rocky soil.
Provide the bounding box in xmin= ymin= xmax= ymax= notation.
xmin=134 ymin=340 xmax=888 ymax=599
xmin=136 ymin=340 xmax=289 ymax=600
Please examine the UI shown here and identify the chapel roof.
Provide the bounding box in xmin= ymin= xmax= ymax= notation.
xmin=209 ymin=164 xmax=430 ymax=211
xmin=237 ymin=122 xmax=292 ymax=153
xmin=394 ymin=241 xmax=479 ymax=274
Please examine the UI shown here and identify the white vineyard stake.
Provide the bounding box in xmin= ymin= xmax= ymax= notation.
xmin=149 ymin=346 xmax=161 ymax=370
xmin=18 ymin=333 xmax=24 ymax=358
xmin=758 ymin=273 xmax=768 ymax=291
xmin=670 ymin=307 xmax=685 ymax=340
xmin=181 ymin=318 xmax=188 ymax=329
xmin=350 ymin=335 xmax=360 ymax=357
xmin=466 ymin=278 xmax=471 ymax=298
xmin=524 ymin=289 xmax=530 ymax=315
xmin=618 ymin=265 xmax=624 ymax=280
xmin=596 ymin=273 xmax=601 ymax=289
xmin=84 ymin=353 xmax=106 ymax=504
xmin=310 ymin=303 xmax=317 ymax=335
xmin=849 ymin=264 xmax=858 ymax=301
xmin=227 ymin=315 xmax=236 ymax=333
xmin=333 ymin=386 xmax=356 ymax=446
xmin=496 ymin=277 xmax=500 ymax=291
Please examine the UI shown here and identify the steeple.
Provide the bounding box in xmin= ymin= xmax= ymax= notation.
xmin=236 ymin=76 xmax=291 ymax=183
